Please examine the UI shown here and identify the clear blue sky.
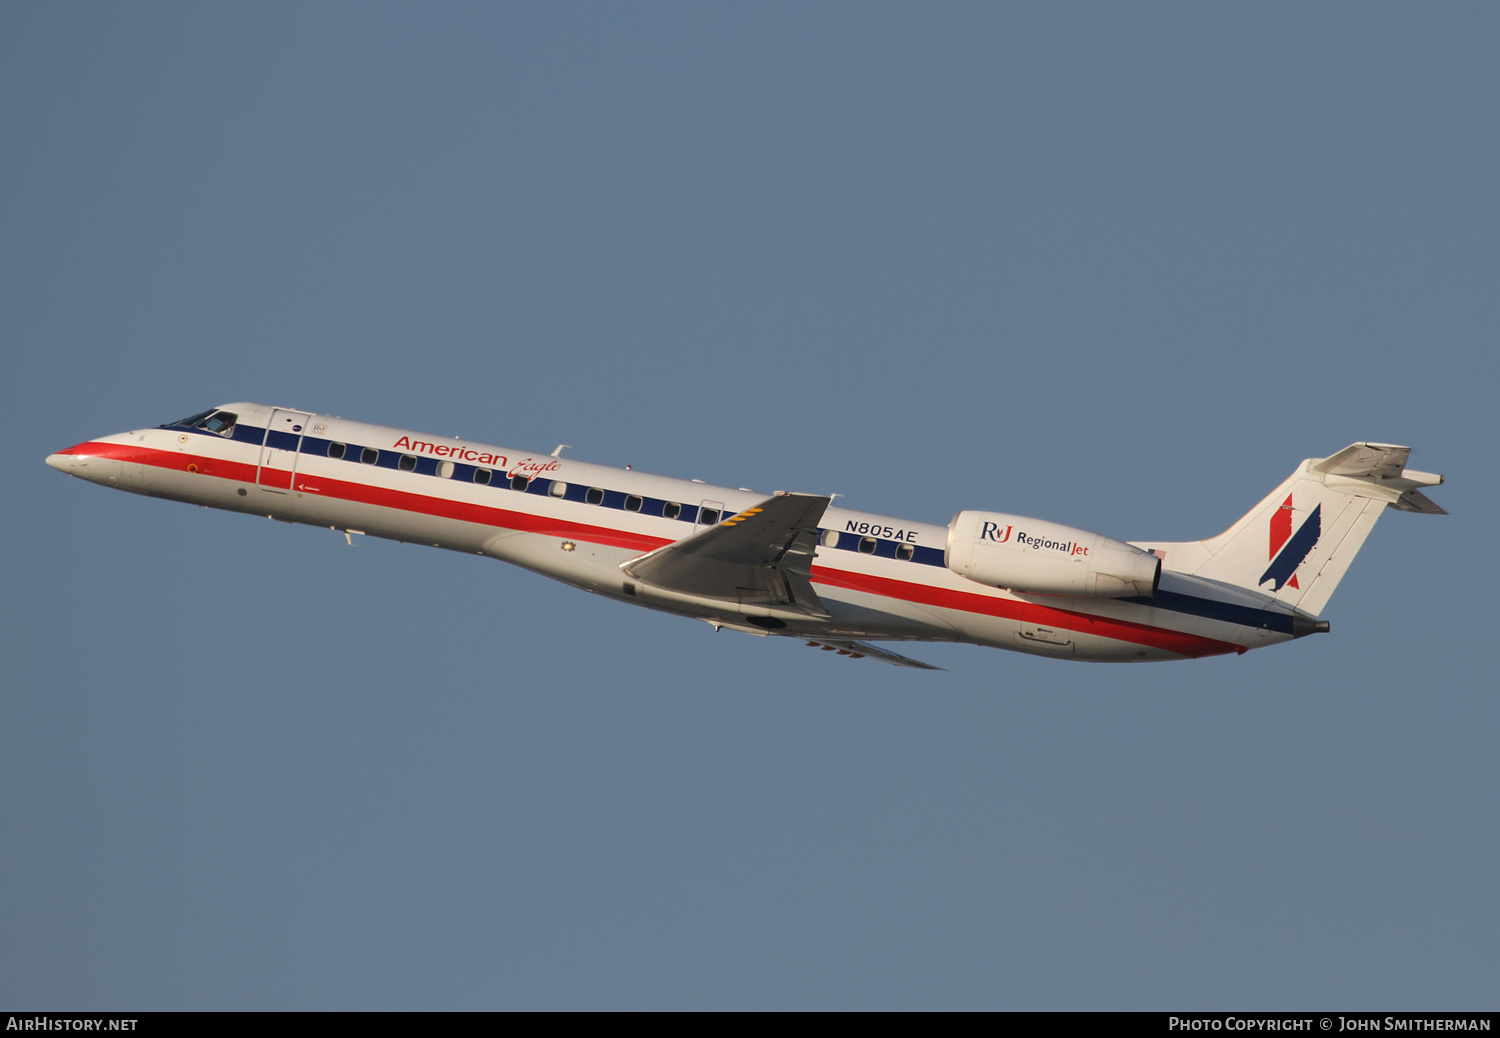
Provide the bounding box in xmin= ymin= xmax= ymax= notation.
xmin=3 ymin=2 xmax=1494 ymax=1010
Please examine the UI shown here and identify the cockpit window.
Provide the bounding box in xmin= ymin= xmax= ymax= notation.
xmin=162 ymin=409 xmax=237 ymax=436
xmin=196 ymin=411 xmax=237 ymax=436
xmin=165 ymin=409 xmax=216 ymax=428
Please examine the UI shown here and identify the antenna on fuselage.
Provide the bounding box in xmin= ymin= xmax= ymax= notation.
xmin=551 ymin=444 xmax=570 ymax=457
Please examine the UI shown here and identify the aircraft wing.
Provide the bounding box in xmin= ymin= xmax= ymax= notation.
xmin=622 ymin=493 xmax=832 ymax=617
xmin=804 ymin=638 xmax=945 ymax=671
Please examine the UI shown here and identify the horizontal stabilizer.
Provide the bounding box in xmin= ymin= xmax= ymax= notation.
xmin=805 ymin=639 xmax=944 ymax=670
xmin=1309 ymin=442 xmax=1411 ymax=480
xmin=1393 ymin=489 xmax=1447 ymax=514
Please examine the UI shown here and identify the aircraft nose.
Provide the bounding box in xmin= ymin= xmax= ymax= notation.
xmin=46 ymin=443 xmax=94 ymax=474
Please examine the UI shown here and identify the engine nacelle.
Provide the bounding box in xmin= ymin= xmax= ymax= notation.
xmin=945 ymin=511 xmax=1160 ymax=598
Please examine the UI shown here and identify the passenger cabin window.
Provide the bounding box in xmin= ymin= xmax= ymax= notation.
xmin=474 ymin=468 xmax=492 ymax=486
xmin=398 ymin=454 xmax=418 ymax=472
xmin=511 ymin=474 xmax=530 ymax=491
xmin=896 ymin=543 xmax=915 ymax=561
xmin=625 ymin=495 xmax=643 ymax=512
xmin=361 ymin=447 xmax=379 ymax=465
xmin=436 ymin=461 xmax=454 ymax=479
xmin=699 ymin=508 xmax=721 ymax=525
xmin=820 ymin=529 xmax=839 ymax=548
xmin=585 ymin=487 xmax=604 ymax=505
xmin=549 ymin=481 xmax=568 ymax=498
xmin=327 ymin=442 xmax=346 ymax=460
xmin=858 ymin=536 xmax=877 ymax=554
xmin=662 ymin=501 xmax=681 ymax=519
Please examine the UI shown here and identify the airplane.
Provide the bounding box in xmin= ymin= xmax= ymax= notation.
xmin=45 ymin=404 xmax=1446 ymax=669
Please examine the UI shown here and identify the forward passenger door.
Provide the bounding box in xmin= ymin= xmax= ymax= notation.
xmin=257 ymin=409 xmax=312 ymax=492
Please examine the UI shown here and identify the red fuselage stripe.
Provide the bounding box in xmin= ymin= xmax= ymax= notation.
xmin=62 ymin=441 xmax=669 ymax=551
xmin=810 ymin=566 xmax=1239 ymax=658
xmin=63 ymin=441 xmax=1242 ymax=658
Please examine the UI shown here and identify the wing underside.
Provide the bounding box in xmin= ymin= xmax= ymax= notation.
xmin=803 ymin=638 xmax=945 ymax=670
xmin=621 ymin=493 xmax=833 ymax=617
xmin=623 ymin=493 xmax=944 ymax=669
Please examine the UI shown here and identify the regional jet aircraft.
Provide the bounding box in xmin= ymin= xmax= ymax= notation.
xmin=46 ymin=405 xmax=1446 ymax=668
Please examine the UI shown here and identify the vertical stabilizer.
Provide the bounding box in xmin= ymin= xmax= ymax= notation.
xmin=1135 ymin=443 xmax=1445 ymax=616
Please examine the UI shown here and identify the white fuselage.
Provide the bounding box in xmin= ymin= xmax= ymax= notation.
xmin=47 ymin=403 xmax=1312 ymax=663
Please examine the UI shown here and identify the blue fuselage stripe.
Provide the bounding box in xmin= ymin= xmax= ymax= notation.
xmin=166 ymin=417 xmax=1300 ymax=636
xmin=1122 ymin=590 xmax=1297 ymax=634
